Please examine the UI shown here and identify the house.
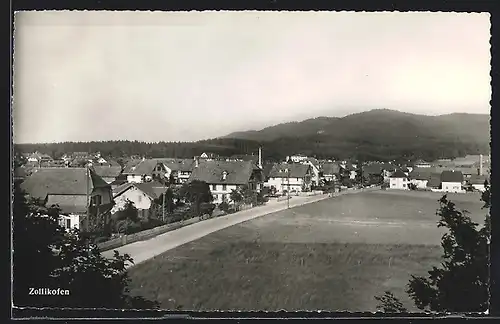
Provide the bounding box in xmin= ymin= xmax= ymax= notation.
xmin=440 ymin=170 xmax=464 ymax=193
xmin=112 ymin=181 xmax=168 ymax=219
xmin=426 ymin=173 xmax=442 ymax=190
xmin=414 ymin=159 xmax=432 ymax=168
xmin=286 ymin=154 xmax=309 ymax=163
xmin=159 ymin=158 xmax=196 ymax=184
xmin=389 ymin=169 xmax=409 ymax=190
xmin=408 ymin=170 xmax=432 ymax=189
xmin=299 ymin=158 xmax=321 ymax=186
xmin=266 ymin=163 xmax=313 ymax=193
xmin=20 ymin=167 xmax=114 ymax=231
xmin=26 ymin=152 xmax=53 ymax=165
xmin=189 ymin=160 xmax=264 ymax=204
xmin=122 ymin=158 xmax=156 ymax=183
xmin=320 ymin=162 xmax=340 ymax=182
xmin=339 ymin=162 xmax=357 ymax=180
xmin=200 ymin=152 xmax=219 ymax=161
xmin=91 ymin=163 xmax=123 ymax=184
xmin=467 ymin=174 xmax=489 ymax=192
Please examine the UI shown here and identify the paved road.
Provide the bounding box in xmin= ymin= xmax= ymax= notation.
xmin=102 ymin=194 xmax=331 ymax=267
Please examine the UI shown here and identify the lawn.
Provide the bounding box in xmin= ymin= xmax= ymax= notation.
xmin=127 ymin=190 xmax=486 ymax=311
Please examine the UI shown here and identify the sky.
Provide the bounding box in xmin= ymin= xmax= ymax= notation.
xmin=13 ymin=11 xmax=491 ymax=144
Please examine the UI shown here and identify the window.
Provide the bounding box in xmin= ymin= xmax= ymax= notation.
xmin=66 ymin=218 xmax=71 ymax=229
xmin=403 ymin=184 xmax=406 ymax=188
xmin=222 ymin=184 xmax=227 ymax=191
xmin=297 ymin=178 xmax=300 ymax=181
xmin=212 ymin=184 xmax=216 ymax=191
xmin=91 ymin=195 xmax=102 ymax=206
xmin=138 ymin=195 xmax=142 ymax=203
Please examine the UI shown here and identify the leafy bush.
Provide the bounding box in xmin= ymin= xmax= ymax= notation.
xmin=200 ymin=202 xmax=216 ymax=216
xmin=219 ymin=202 xmax=230 ymax=212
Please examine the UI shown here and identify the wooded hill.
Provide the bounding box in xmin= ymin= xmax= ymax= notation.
xmin=14 ymin=109 xmax=490 ymax=163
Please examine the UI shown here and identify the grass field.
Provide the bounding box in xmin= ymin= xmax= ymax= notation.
xmin=127 ymin=190 xmax=486 ymax=311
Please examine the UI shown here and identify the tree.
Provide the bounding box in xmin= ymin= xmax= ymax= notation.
xmin=12 ymin=182 xmax=159 ymax=309
xmin=375 ymin=185 xmax=491 ymax=313
xmin=178 ymin=180 xmax=213 ymax=216
xmin=229 ymin=189 xmax=243 ymax=211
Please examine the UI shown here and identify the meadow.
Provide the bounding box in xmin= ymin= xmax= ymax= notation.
xmin=127 ymin=190 xmax=486 ymax=311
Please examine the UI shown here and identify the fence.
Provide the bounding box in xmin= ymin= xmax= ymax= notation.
xmin=97 ymin=217 xmax=200 ymax=252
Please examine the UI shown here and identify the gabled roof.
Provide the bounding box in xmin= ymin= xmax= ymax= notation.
xmin=390 ymin=170 xmax=408 ymax=178
xmin=189 ymin=160 xmax=256 ymax=185
xmin=468 ymin=174 xmax=489 ymax=185
xmin=427 ymin=173 xmax=442 ymax=188
xmin=440 ymin=170 xmax=464 ymax=183
xmin=159 ymin=158 xmax=195 ymax=172
xmin=408 ymin=170 xmax=433 ymax=181
xmin=262 ymin=163 xmax=275 ymax=179
xmin=320 ymin=162 xmax=340 ymax=175
xmin=91 ymin=165 xmax=122 ymax=178
xmin=46 ymin=194 xmax=88 ymax=215
xmin=269 ymin=163 xmax=311 ymax=178
xmin=21 ymin=167 xmax=110 ymax=200
xmin=123 ymin=158 xmax=195 ymax=175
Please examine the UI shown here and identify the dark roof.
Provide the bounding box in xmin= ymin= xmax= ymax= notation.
xmin=390 ymin=170 xmax=408 ymax=178
xmin=229 ymin=155 xmax=259 ymax=163
xmin=262 ymin=163 xmax=275 ymax=178
xmin=408 ymin=170 xmax=433 ymax=181
xmin=189 ymin=160 xmax=256 ymax=185
xmin=320 ymin=162 xmax=340 ymax=175
xmin=123 ymin=158 xmax=195 ymax=175
xmin=427 ymin=173 xmax=442 ymax=188
xmin=21 ymin=167 xmax=110 ymax=199
xmin=91 ymin=165 xmax=122 ymax=178
xmin=122 ymin=159 xmax=156 ymax=175
xmin=159 ymin=158 xmax=195 ymax=172
xmin=468 ymin=174 xmax=489 ymax=185
xmin=363 ymin=163 xmax=383 ymax=175
xmin=440 ymin=170 xmax=464 ymax=183
xmin=46 ymin=194 xmax=88 ymax=214
xmin=269 ymin=163 xmax=311 ymax=178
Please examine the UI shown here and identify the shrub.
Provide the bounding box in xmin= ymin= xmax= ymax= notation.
xmin=219 ymin=202 xmax=230 ymax=212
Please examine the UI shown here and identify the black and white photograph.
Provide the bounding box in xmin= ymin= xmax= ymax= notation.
xmin=12 ymin=11 xmax=491 ymax=314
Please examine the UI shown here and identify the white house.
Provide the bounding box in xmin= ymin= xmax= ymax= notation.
xmin=112 ymin=181 xmax=167 ymax=219
xmin=189 ymin=160 xmax=264 ymax=204
xmin=414 ymin=160 xmax=432 ymax=168
xmin=389 ymin=170 xmax=410 ymax=190
xmin=408 ymin=170 xmax=431 ymax=189
xmin=265 ymin=163 xmax=313 ymax=193
xmin=440 ymin=170 xmax=464 ymax=193
xmin=320 ymin=162 xmax=340 ymax=182
xmin=21 ymin=167 xmax=114 ymax=231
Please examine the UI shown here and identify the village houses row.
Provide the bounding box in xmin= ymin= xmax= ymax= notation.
xmin=16 ymin=149 xmax=490 ymax=231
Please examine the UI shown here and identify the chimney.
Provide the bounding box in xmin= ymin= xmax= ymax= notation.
xmin=479 ymin=154 xmax=483 ymax=176
xmin=258 ymin=147 xmax=262 ymax=169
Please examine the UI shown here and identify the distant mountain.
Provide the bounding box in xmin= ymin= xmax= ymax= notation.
xmin=222 ymin=109 xmax=490 ymax=161
xmin=224 ymin=109 xmax=489 ymax=144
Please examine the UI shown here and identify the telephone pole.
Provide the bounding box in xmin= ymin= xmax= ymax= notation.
xmin=162 ymin=190 xmax=166 ymax=222
xmin=287 ymin=169 xmax=290 ymax=209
